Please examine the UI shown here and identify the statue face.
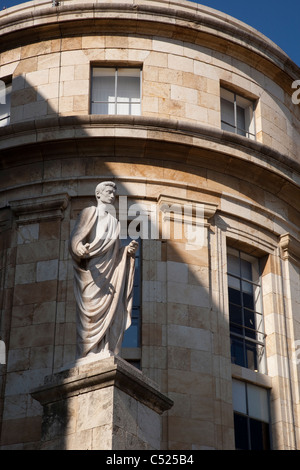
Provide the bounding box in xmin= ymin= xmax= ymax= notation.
xmin=98 ymin=185 xmax=116 ymax=205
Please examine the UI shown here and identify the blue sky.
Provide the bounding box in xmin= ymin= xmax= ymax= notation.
xmin=1 ymin=0 xmax=299 ymax=66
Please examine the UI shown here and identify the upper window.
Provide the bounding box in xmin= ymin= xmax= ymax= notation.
xmin=0 ymin=79 xmax=12 ymax=127
xmin=221 ymin=87 xmax=256 ymax=140
xmin=227 ymin=247 xmax=266 ymax=374
xmin=91 ymin=67 xmax=141 ymax=116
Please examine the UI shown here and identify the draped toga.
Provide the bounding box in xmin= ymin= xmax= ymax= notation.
xmin=69 ymin=205 xmax=135 ymax=358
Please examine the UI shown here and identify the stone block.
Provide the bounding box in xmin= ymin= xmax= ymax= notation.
xmin=168 ymin=54 xmax=193 ymax=73
xmin=36 ymin=259 xmax=59 ymax=282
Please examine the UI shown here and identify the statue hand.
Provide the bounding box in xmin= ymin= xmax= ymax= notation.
xmin=77 ymin=242 xmax=90 ymax=257
xmin=127 ymin=240 xmax=138 ymax=256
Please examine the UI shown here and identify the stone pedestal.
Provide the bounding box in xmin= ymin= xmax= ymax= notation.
xmin=31 ymin=355 xmax=173 ymax=450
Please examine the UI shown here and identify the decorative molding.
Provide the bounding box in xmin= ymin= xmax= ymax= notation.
xmin=157 ymin=194 xmax=218 ymax=225
xmin=279 ymin=233 xmax=300 ymax=265
xmin=9 ymin=193 xmax=70 ymax=225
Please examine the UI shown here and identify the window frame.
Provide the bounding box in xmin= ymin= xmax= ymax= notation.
xmin=90 ymin=65 xmax=142 ymax=116
xmin=220 ymin=86 xmax=256 ymax=140
xmin=227 ymin=247 xmax=267 ymax=374
xmin=0 ymin=77 xmax=12 ymax=127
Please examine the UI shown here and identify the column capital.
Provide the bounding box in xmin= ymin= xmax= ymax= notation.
xmin=9 ymin=193 xmax=70 ymax=225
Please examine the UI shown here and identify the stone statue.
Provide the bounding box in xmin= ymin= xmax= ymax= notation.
xmin=69 ymin=182 xmax=138 ymax=359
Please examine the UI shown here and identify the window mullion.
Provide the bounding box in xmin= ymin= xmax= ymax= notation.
xmin=115 ymin=68 xmax=118 ymax=115
xmin=233 ymin=93 xmax=237 ymax=134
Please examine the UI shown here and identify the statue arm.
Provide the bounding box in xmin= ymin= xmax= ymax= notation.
xmin=69 ymin=206 xmax=97 ymax=260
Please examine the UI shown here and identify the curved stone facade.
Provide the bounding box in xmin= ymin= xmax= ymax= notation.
xmin=0 ymin=0 xmax=300 ymax=450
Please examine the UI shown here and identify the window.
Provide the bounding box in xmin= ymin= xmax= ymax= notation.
xmin=121 ymin=237 xmax=141 ymax=350
xmin=227 ymin=247 xmax=266 ymax=373
xmin=0 ymin=79 xmax=12 ymax=127
xmin=91 ymin=67 xmax=141 ymax=116
xmin=221 ymin=87 xmax=256 ymax=139
xmin=232 ymin=380 xmax=271 ymax=450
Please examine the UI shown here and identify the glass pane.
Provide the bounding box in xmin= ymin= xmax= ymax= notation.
xmin=116 ymin=69 xmax=140 ymax=116
xmin=229 ymin=304 xmax=243 ymax=333
xmin=242 ymin=280 xmax=253 ymax=295
xmin=244 ymin=309 xmax=256 ymax=337
xmin=121 ymin=236 xmax=141 ymax=349
xmin=245 ymin=340 xmax=257 ymax=370
xmin=243 ymin=291 xmax=254 ymax=310
xmin=247 ymin=384 xmax=269 ymax=422
xmin=221 ymin=98 xmax=235 ymax=132
xmin=92 ymin=72 xmax=115 ymax=101
xmin=122 ymin=316 xmax=139 ymax=348
xmin=231 ymin=337 xmax=245 ymax=367
xmin=240 ymin=258 xmax=252 ymax=280
xmin=228 ymin=275 xmax=240 ymax=291
xmin=227 ymin=253 xmax=240 ymax=276
xmin=91 ymin=101 xmax=114 ymax=115
xmin=133 ymin=286 xmax=140 ymax=306
xmin=250 ymin=418 xmax=270 ymax=450
xmin=232 ymin=380 xmax=247 ymax=414
xmin=237 ymin=105 xmax=246 ymax=136
xmin=234 ymin=413 xmax=249 ymax=450
xmin=228 ymin=286 xmax=241 ymax=305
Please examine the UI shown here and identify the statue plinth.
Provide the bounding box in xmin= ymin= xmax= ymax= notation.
xmin=31 ymin=355 xmax=173 ymax=450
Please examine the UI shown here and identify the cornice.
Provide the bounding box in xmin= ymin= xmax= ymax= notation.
xmin=1 ymin=114 xmax=300 ymax=181
xmin=31 ymin=354 xmax=173 ymax=414
xmin=0 ymin=1 xmax=299 ymax=86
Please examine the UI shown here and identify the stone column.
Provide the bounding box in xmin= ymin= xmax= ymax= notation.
xmin=31 ymin=355 xmax=173 ymax=450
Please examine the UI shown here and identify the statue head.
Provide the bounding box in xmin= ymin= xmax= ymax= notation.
xmin=95 ymin=181 xmax=116 ymax=205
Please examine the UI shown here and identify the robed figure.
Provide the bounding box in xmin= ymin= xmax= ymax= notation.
xmin=69 ymin=182 xmax=138 ymax=359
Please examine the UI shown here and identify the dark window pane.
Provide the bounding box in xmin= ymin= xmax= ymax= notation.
xmin=228 ymin=287 xmax=241 ymax=306
xmin=250 ymin=418 xmax=270 ymax=450
xmin=244 ymin=309 xmax=256 ymax=337
xmin=234 ymin=413 xmax=249 ymax=450
xmin=246 ymin=340 xmax=258 ymax=370
xmin=122 ymin=315 xmax=139 ymax=348
xmin=243 ymin=291 xmax=254 ymax=310
xmin=229 ymin=304 xmax=243 ymax=336
xmin=121 ymin=237 xmax=141 ymax=349
xmin=231 ymin=337 xmax=245 ymax=367
xmin=237 ymin=105 xmax=246 ymax=136
xmin=229 ymin=303 xmax=243 ymax=325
